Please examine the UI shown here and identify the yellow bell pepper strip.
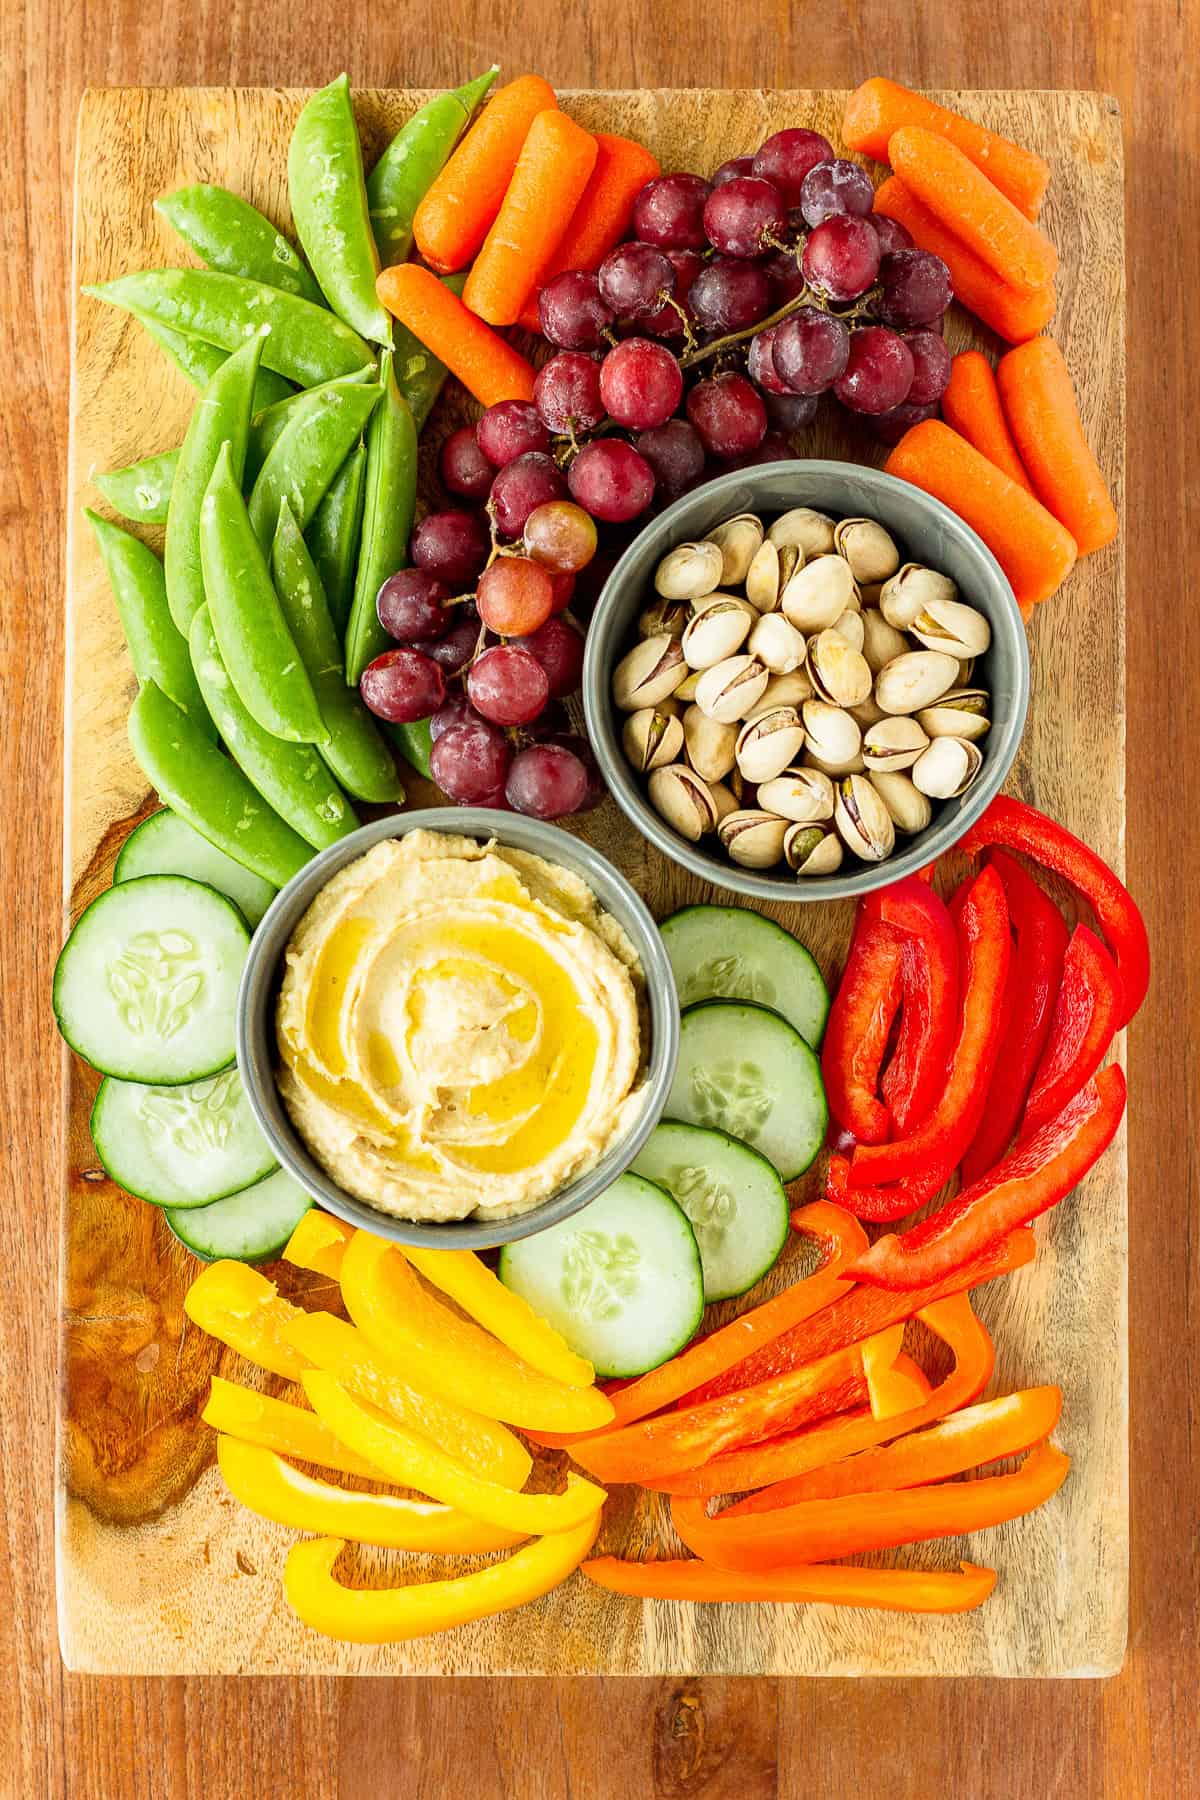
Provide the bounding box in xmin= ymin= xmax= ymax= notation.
xmin=403 ymin=1245 xmax=594 ymax=1388
xmin=216 ymin=1436 xmax=527 ymax=1553
xmin=202 ymin=1376 xmax=383 ymax=1480
xmin=301 ymin=1370 xmax=607 ymax=1535
xmin=283 ymin=1209 xmax=354 ymax=1279
xmin=184 ymin=1260 xmax=311 ymax=1381
xmin=284 ymin=1516 xmax=600 ymax=1644
xmin=339 ymin=1230 xmax=615 ymax=1434
xmin=282 ymin=1310 xmax=531 ymax=1490
xmin=581 ymin=1556 xmax=998 ymax=1614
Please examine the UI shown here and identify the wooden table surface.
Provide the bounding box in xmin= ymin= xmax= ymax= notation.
xmin=3 ymin=0 xmax=1196 ymax=1792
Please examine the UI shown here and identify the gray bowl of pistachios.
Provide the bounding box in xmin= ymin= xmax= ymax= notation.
xmin=583 ymin=461 xmax=1029 ymax=903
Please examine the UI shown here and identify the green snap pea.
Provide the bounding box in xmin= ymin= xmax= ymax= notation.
xmin=129 ymin=682 xmax=311 ymax=888
xmin=247 ymin=375 xmax=383 ymax=547
xmin=367 ymin=68 xmax=498 ymax=270
xmin=272 ymin=499 xmax=403 ymax=803
xmin=94 ymin=448 xmax=180 ymax=525
xmin=155 ymin=185 xmax=325 ymax=306
xmin=198 ymin=440 xmax=327 ymax=744
xmin=139 ymin=315 xmax=294 ymax=411
xmin=343 ymin=346 xmax=418 ymax=685
xmin=165 ymin=333 xmax=265 ymax=638
xmin=387 ymin=717 xmax=434 ymax=781
xmin=87 ymin=510 xmax=212 ymax=734
xmin=393 ymin=272 xmax=467 ymax=430
xmin=188 ymin=604 xmax=357 ymax=849
xmin=246 ymin=364 xmax=376 ymax=483
xmin=289 ymin=75 xmax=391 ymax=347
xmin=84 ymin=269 xmax=373 ymax=388
xmin=306 ymin=442 xmax=367 ymax=634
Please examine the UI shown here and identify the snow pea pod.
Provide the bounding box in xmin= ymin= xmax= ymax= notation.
xmin=393 ymin=272 xmax=467 ymax=430
xmin=155 ymin=185 xmax=325 ymax=305
xmin=198 ymin=440 xmax=327 ymax=744
xmin=139 ymin=315 xmax=294 ymax=410
xmin=387 ymin=717 xmax=434 ymax=781
xmin=343 ymin=347 xmax=418 ymax=685
xmin=272 ymin=499 xmax=403 ymax=803
xmin=188 ymin=605 xmax=357 ymax=849
xmin=87 ymin=510 xmax=212 ymax=733
xmin=247 ymin=375 xmax=383 ymax=547
xmin=367 ymin=68 xmax=498 ymax=269
xmin=306 ymin=443 xmax=366 ymax=634
xmin=85 ymin=269 xmax=373 ymax=388
xmin=165 ymin=333 xmax=265 ymax=638
xmin=289 ymin=75 xmax=391 ymax=346
xmin=94 ymin=447 xmax=180 ymax=525
xmin=129 ymin=682 xmax=311 ymax=888
xmin=246 ymin=364 xmax=376 ymax=483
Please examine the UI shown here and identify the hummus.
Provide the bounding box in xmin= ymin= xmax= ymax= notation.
xmin=276 ymin=829 xmax=647 ymax=1223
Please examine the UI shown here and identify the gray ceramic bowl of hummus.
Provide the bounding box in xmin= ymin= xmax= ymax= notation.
xmin=237 ymin=811 xmax=680 ymax=1249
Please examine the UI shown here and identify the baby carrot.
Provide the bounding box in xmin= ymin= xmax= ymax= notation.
xmin=885 ymin=419 xmax=1078 ymax=610
xmin=942 ymin=351 xmax=1035 ymax=493
xmin=888 ymin=128 xmax=1058 ymax=296
xmin=413 ymin=74 xmax=557 ymax=272
xmin=997 ymin=337 xmax=1119 ymax=555
xmin=873 ymin=177 xmax=1056 ymax=344
xmin=463 ymin=110 xmax=599 ymax=326
xmin=842 ymin=78 xmax=1050 ymax=221
xmin=517 ymin=132 xmax=661 ymax=331
xmin=375 ymin=263 xmax=536 ymax=407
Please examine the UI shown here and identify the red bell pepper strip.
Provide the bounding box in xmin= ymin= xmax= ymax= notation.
xmin=852 ymin=1065 xmax=1127 ymax=1291
xmin=669 ymin=1441 xmax=1069 ymax=1570
xmin=866 ymin=877 xmax=961 ymax=1135
xmin=655 ymin=1291 xmax=996 ymax=1498
xmin=1021 ymin=925 xmax=1121 ymax=1138
xmin=826 ymin=1149 xmax=955 ymax=1223
xmin=959 ymin=795 xmax=1149 ymax=1027
xmin=581 ymin=1555 xmax=998 ymax=1613
xmin=821 ymin=910 xmax=904 ymax=1143
xmin=960 ymin=851 xmax=1069 ymax=1183
xmin=847 ymin=864 xmax=1012 ymax=1189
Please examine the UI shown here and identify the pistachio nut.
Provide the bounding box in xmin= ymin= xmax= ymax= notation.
xmin=694 ymin=654 xmax=770 ymax=724
xmin=834 ymin=772 xmax=896 ymax=862
xmin=801 ymin=699 xmax=862 ymax=768
xmin=869 ymin=769 xmax=933 ymax=834
xmin=648 ymin=763 xmax=718 ymax=840
xmin=767 ymin=507 xmax=835 ymax=557
xmin=681 ymin=599 xmax=753 ymax=670
xmin=909 ymin=596 xmax=992 ymax=660
xmin=807 ymin=628 xmax=874 ymax=708
xmin=957 ymin=658 xmax=975 ymax=686
xmin=708 ymin=779 xmax=740 ymax=822
xmin=917 ymin=689 xmax=992 ymax=743
xmin=874 ymin=650 xmax=960 ymax=715
xmin=849 ymin=693 xmax=886 ymax=728
xmin=748 ymin=610 xmax=806 ymax=674
xmin=833 ymin=517 xmax=901 ymax=585
xmin=879 ymin=562 xmax=957 ymax=631
xmin=623 ymin=705 xmax=684 ymax=772
xmin=862 ymin=715 xmax=930 ymax=772
xmin=653 ymin=539 xmax=724 ymax=600
xmin=745 ymin=539 xmax=783 ymax=611
xmin=780 ymin=554 xmax=859 ymax=632
xmin=718 ymin=809 xmax=788 ymax=869
xmin=735 ymin=705 xmax=806 ymax=784
xmin=756 ymin=767 xmax=835 ymax=824
xmin=638 ymin=595 xmax=691 ymax=640
xmin=777 ymin=542 xmax=801 ymax=589
xmin=760 ymin=667 xmax=814 ymax=710
xmin=675 ymin=668 xmax=702 ymax=703
xmin=831 ymin=608 xmax=866 ymax=652
xmin=911 ymin=736 xmax=984 ymax=799
xmin=612 ymin=632 xmax=687 ymax=710
xmin=805 ymin=746 xmax=865 ymax=778
xmin=691 ymin=589 xmax=757 ymax=620
xmin=707 ymin=513 xmax=764 ymax=585
xmin=784 ymin=823 xmax=844 ymax=875
xmin=860 ymin=607 xmax=910 ymax=673
xmin=682 ymin=703 xmax=738 ymax=783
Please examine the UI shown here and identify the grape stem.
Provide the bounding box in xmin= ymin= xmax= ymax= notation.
xmin=679 ymin=281 xmax=883 ymax=370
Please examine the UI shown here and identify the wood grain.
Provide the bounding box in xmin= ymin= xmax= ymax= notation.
xmin=3 ymin=0 xmax=1197 ymax=1792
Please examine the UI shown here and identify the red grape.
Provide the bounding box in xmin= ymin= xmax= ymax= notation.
xmin=869 ymin=399 xmax=939 ymax=447
xmin=833 ymin=326 xmax=915 ymax=415
xmin=904 ymin=329 xmax=953 ymax=405
xmin=505 ymin=743 xmax=590 ymax=819
xmin=728 ymin=428 xmax=795 ymax=468
xmin=635 ymin=417 xmax=705 ymax=497
xmin=360 ymin=647 xmax=446 ymax=722
xmin=567 ymin=438 xmax=656 ymax=522
xmin=439 ymin=426 xmax=494 ymax=500
xmin=764 ymin=389 xmax=819 ymax=433
xmin=638 ymin=250 xmax=703 ymax=338
xmin=703 ymin=177 xmax=787 ymax=258
xmin=548 ymin=569 xmax=575 ymax=614
xmin=430 ymin=721 xmax=512 ymax=804
xmin=489 ymin=451 xmax=567 ymax=539
xmin=752 ymin=129 xmax=835 ymax=203
xmin=429 ymin=691 xmax=481 ymax=741
xmin=598 ymin=337 xmax=683 ymax=430
xmin=877 ymin=249 xmax=953 ymax=327
xmin=686 ymin=372 xmax=767 ymax=458
xmin=542 ymin=732 xmax=605 ymax=810
xmin=771 ymin=307 xmax=850 ymax=394
xmin=467 ymin=643 xmax=550 ymax=725
xmin=411 ymin=509 xmax=490 ymax=588
xmin=802 ymin=215 xmax=881 ymax=302
xmin=633 ymin=173 xmax=711 ymax=251
xmin=537 ymin=269 xmax=616 ymax=351
xmin=712 ymin=155 xmax=756 ymax=188
xmin=523 ymin=499 xmax=597 ymax=572
xmin=514 ymin=614 xmax=585 ymax=698
xmin=799 ymin=158 xmax=876 ymax=227
xmin=747 ymin=326 xmax=791 ymax=395
xmin=377 ymin=568 xmax=450 ymax=642
xmin=763 ymin=247 xmax=807 ymax=308
xmin=476 ymin=400 xmax=551 ymax=467
xmin=418 ymin=612 xmax=481 ymax=675
xmin=533 ymin=351 xmax=605 ymax=433
xmin=870 ymin=214 xmax=915 ymax=256
xmin=689 ymin=257 xmax=771 ymax=332
xmin=476 ymin=556 xmax=555 ymax=636
xmin=598 ymin=242 xmax=677 ymax=319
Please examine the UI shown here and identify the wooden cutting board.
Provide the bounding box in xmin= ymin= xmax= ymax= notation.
xmin=61 ymin=85 xmax=1125 ymax=1677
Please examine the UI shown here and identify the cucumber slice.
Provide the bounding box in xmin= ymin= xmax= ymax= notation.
xmin=53 ymin=875 xmax=249 ymax=1083
xmin=660 ymin=905 xmax=831 ymax=1048
xmin=498 ymin=1173 xmax=704 ymax=1379
xmin=115 ymin=810 xmax=277 ymax=927
xmin=668 ymin=1000 xmax=828 ymax=1182
xmin=91 ymin=1065 xmax=277 ymax=1208
xmin=166 ymin=1168 xmax=313 ymax=1263
xmin=631 ymin=1121 xmax=788 ymax=1301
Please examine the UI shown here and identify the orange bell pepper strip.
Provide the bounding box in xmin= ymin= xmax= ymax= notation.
xmin=532 ymin=1202 xmax=867 ymax=1448
xmin=403 ymin=1245 xmax=594 ymax=1388
xmin=339 ymin=1230 xmax=614 ymax=1434
xmin=202 ymin=1376 xmax=382 ymax=1481
xmin=283 ymin=1209 xmax=354 ymax=1279
xmin=217 ymin=1436 xmax=527 ymax=1554
xmin=582 ymin=1556 xmax=997 ymax=1614
xmin=184 ymin=1260 xmax=312 ymax=1381
xmin=285 ymin=1516 xmax=599 ymax=1644
xmin=863 ymin=1335 xmax=933 ymax=1419
xmin=652 ymin=1293 xmax=994 ymax=1499
xmin=724 ymin=1386 xmax=1063 ymax=1511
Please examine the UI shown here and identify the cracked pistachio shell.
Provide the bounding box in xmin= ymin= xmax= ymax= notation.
xmin=805 ymin=746 xmax=865 ymax=777
xmin=869 ymin=769 xmax=934 ymax=834
xmin=801 ymin=699 xmax=862 ymax=768
xmin=675 ymin=668 xmax=702 ymax=703
xmin=612 ymin=633 xmax=687 ymax=709
xmin=784 ymin=823 xmax=844 ymax=875
xmin=781 ymin=554 xmax=859 ymax=632
xmin=833 ymin=517 xmax=901 ymax=585
xmin=718 ymin=809 xmax=789 ymax=869
xmin=748 ymin=611 xmax=806 ymax=674
xmin=917 ymin=689 xmax=992 ymax=742
xmin=745 ymin=538 xmax=782 ymax=611
xmin=861 ymin=608 xmax=910 ymax=673
xmin=756 ymin=767 xmax=835 ymax=824
xmin=735 ymin=705 xmax=806 ymax=784
xmin=880 ymin=563 xmax=957 ymax=631
xmin=767 ymin=507 xmax=835 ymax=556
xmin=694 ymin=654 xmax=770 ymax=724
xmin=910 ymin=596 xmax=992 ymax=660
xmin=682 ymin=704 xmax=738 ymax=784
xmin=708 ymin=778 xmax=740 ymax=822
xmin=831 ymin=608 xmax=865 ymax=652
xmin=653 ymin=539 xmax=724 ymax=600
xmin=862 ymin=715 xmax=930 ymax=772
xmin=681 ymin=599 xmax=753 ymax=670
xmin=835 ymin=772 xmax=896 ymax=862
xmin=760 ymin=667 xmax=814 ymax=710
xmin=707 ymin=514 xmax=764 ymax=585
xmin=849 ymin=693 xmax=886 ymax=729
xmin=638 ymin=595 xmax=692 ymax=640
xmin=808 ymin=628 xmax=873 ymax=708
xmin=623 ymin=706 xmax=684 ymax=772
xmin=874 ymin=650 xmax=960 ymax=715
xmin=648 ymin=763 xmax=718 ymax=839
xmin=911 ymin=736 xmax=983 ymax=799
